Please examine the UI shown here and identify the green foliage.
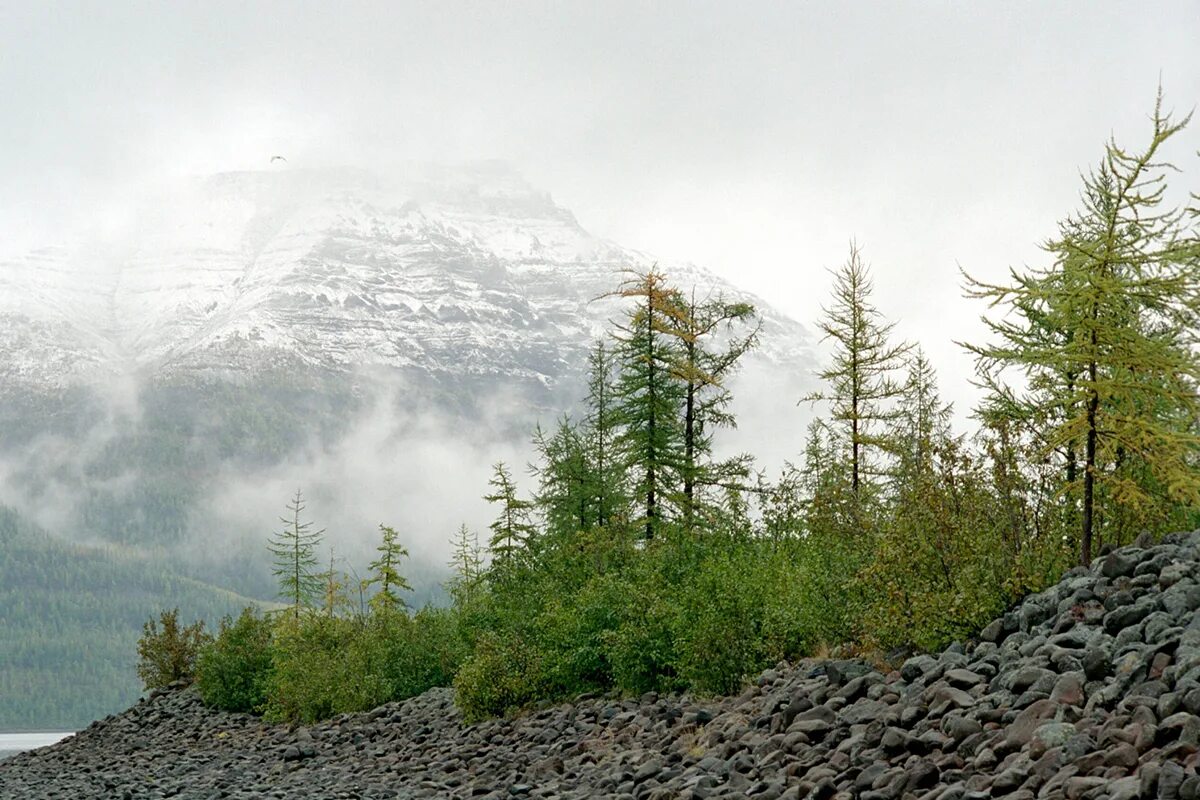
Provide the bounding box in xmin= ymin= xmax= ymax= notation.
xmin=453 ymin=632 xmax=544 ymax=723
xmin=0 ymin=506 xmax=257 ymax=730
xmin=964 ymin=89 xmax=1200 ymax=564
xmin=264 ymin=614 xmax=384 ymax=723
xmin=673 ymin=552 xmax=763 ymax=695
xmin=611 ymin=269 xmax=689 ymax=539
xmin=804 ymin=242 xmax=912 ymax=496
xmin=136 ymin=608 xmax=211 ymax=690
xmin=484 ymin=462 xmax=537 ymax=566
xmin=268 ymin=490 xmax=325 ymax=617
xmin=446 ymin=523 xmax=484 ymax=606
xmin=195 ymin=608 xmax=275 ymax=713
xmin=367 ymin=525 xmax=413 ymax=613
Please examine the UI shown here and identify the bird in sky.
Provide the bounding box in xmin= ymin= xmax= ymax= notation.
xmin=271 ymin=155 xmax=287 ymax=163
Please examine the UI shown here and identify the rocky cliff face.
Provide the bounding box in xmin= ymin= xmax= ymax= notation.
xmin=4 ymin=531 xmax=1198 ymax=799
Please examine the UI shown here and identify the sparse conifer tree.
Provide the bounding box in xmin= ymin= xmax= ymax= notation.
xmin=610 ymin=269 xmax=688 ymax=539
xmin=532 ymin=418 xmax=592 ymax=542
xmin=804 ymin=243 xmax=911 ymax=499
xmin=484 ymin=462 xmax=537 ymax=563
xmin=367 ymin=525 xmax=412 ymax=613
xmin=582 ymin=340 xmax=628 ymax=529
xmin=268 ymin=489 xmax=325 ymax=619
xmin=662 ymin=288 xmax=760 ymax=526
xmin=447 ymin=523 xmax=484 ymax=604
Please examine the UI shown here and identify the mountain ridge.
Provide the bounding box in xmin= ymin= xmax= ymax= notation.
xmin=0 ymin=164 xmax=812 ymax=395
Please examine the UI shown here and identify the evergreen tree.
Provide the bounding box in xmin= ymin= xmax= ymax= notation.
xmin=367 ymin=525 xmax=412 ymax=613
xmin=888 ymin=348 xmax=953 ymax=485
xmin=447 ymin=522 xmax=484 ymax=604
xmin=663 ymin=288 xmax=760 ymax=525
xmin=268 ymin=490 xmax=325 ymax=619
xmin=319 ymin=547 xmax=352 ymax=619
xmin=611 ymin=269 xmax=688 ymax=539
xmin=965 ymin=91 xmax=1200 ymax=564
xmin=804 ymin=243 xmax=911 ymax=498
xmin=531 ymin=418 xmax=592 ymax=542
xmin=484 ymin=462 xmax=537 ymax=563
xmin=582 ymin=340 xmax=628 ymax=530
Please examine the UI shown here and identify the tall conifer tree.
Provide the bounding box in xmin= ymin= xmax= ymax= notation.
xmin=805 ymin=243 xmax=911 ymax=498
xmin=484 ymin=462 xmax=537 ymax=562
xmin=268 ymin=489 xmax=325 ymax=619
xmin=611 ymin=269 xmax=687 ymax=539
xmin=582 ymin=340 xmax=628 ymax=530
xmin=366 ymin=525 xmax=412 ymax=613
xmin=965 ymin=90 xmax=1200 ymax=564
xmin=663 ymin=289 xmax=760 ymax=525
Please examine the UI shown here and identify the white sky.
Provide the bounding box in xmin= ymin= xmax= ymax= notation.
xmin=2 ymin=1 xmax=1198 ymax=420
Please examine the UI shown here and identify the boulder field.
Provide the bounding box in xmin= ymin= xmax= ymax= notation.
xmin=3 ymin=531 xmax=1200 ymax=800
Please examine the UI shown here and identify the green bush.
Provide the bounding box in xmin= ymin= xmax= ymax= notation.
xmin=673 ymin=552 xmax=764 ymax=695
xmin=373 ymin=606 xmax=470 ymax=701
xmin=453 ymin=632 xmax=545 ymax=723
xmin=265 ymin=614 xmax=386 ymax=723
xmin=136 ymin=608 xmax=211 ymax=691
xmin=195 ymin=608 xmax=274 ymax=713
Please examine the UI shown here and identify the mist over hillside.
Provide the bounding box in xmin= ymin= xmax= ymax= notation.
xmin=0 ymin=163 xmax=817 ymax=594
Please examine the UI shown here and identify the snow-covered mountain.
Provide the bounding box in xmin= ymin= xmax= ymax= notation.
xmin=0 ymin=163 xmax=812 ymax=396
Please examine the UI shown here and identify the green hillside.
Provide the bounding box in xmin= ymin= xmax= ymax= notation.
xmin=0 ymin=506 xmax=267 ymax=730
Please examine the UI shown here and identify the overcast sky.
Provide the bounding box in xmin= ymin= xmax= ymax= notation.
xmin=2 ymin=1 xmax=1198 ymax=419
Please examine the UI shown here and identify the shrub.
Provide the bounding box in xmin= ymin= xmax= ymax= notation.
xmin=136 ymin=608 xmax=211 ymax=690
xmin=453 ymin=632 xmax=544 ymax=722
xmin=195 ymin=607 xmax=274 ymax=713
xmin=264 ymin=614 xmax=386 ymax=723
xmin=377 ymin=606 xmax=469 ymax=700
xmin=673 ymin=552 xmax=764 ymax=695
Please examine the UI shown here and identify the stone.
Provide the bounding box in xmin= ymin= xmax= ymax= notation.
xmin=1050 ymin=673 xmax=1086 ymax=707
xmin=1158 ymin=711 xmax=1200 ymax=746
xmin=940 ymin=715 xmax=982 ymax=742
xmin=1029 ymin=722 xmax=1077 ymax=758
xmin=944 ymin=669 xmax=985 ymax=688
xmin=1006 ymin=699 xmax=1060 ymax=749
xmin=929 ymin=685 xmax=976 ymax=714
xmin=1081 ymin=645 xmax=1111 ymax=681
xmin=1160 ymin=762 xmax=1186 ymax=800
xmin=1104 ymin=602 xmax=1154 ymax=635
xmin=1101 ymin=551 xmax=1139 ymax=579
xmin=901 ymin=655 xmax=938 ymax=684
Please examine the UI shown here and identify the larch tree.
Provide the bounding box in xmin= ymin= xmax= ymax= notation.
xmin=484 ymin=461 xmax=537 ymax=563
xmin=804 ymin=243 xmax=911 ymax=498
xmin=610 ymin=268 xmax=688 ymax=540
xmin=319 ymin=547 xmax=353 ymax=619
xmin=531 ymin=418 xmax=592 ymax=543
xmin=582 ymin=340 xmax=628 ymax=530
xmin=965 ymin=89 xmax=1200 ymax=565
xmin=447 ymin=522 xmax=484 ymax=604
xmin=662 ymin=288 xmax=760 ymax=526
xmin=366 ymin=525 xmax=412 ymax=613
xmin=268 ymin=489 xmax=325 ymax=619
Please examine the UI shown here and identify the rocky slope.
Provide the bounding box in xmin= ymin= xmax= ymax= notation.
xmin=4 ymin=531 xmax=1199 ymax=799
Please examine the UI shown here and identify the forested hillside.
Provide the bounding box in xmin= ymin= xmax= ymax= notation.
xmin=0 ymin=507 xmax=264 ymax=729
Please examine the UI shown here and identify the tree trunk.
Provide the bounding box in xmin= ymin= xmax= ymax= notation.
xmin=1081 ymin=357 xmax=1098 ymax=567
xmin=684 ymin=339 xmax=696 ymax=526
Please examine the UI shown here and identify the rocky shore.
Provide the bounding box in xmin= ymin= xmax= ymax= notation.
xmin=3 ymin=531 xmax=1199 ymax=800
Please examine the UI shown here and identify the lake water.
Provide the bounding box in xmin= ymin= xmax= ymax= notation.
xmin=0 ymin=732 xmax=73 ymax=760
